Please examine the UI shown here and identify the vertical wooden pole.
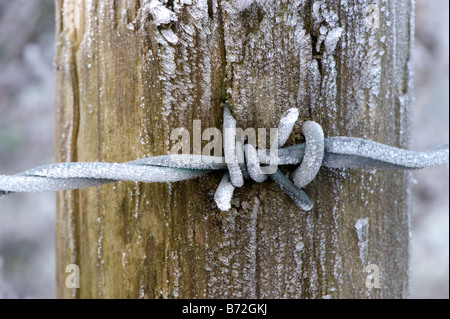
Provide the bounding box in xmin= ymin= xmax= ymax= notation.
xmin=55 ymin=0 xmax=413 ymax=298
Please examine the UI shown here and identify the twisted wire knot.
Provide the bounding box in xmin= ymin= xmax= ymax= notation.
xmin=215 ymin=104 xmax=323 ymax=211
xmin=0 ymin=103 xmax=448 ymax=212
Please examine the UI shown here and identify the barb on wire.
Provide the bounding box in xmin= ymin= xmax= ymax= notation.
xmin=0 ymin=104 xmax=449 ymax=211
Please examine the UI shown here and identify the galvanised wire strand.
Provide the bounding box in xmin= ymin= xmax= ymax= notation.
xmin=1 ymin=105 xmax=449 ymax=211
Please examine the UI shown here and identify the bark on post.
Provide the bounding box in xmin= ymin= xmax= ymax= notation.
xmin=55 ymin=0 xmax=414 ymax=298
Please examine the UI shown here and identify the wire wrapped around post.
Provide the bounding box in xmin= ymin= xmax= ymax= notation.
xmin=1 ymin=104 xmax=449 ymax=212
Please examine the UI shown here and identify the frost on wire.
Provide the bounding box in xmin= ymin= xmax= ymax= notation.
xmin=0 ymin=105 xmax=449 ymax=212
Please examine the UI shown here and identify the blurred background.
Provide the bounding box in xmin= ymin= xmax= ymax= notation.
xmin=0 ymin=0 xmax=448 ymax=298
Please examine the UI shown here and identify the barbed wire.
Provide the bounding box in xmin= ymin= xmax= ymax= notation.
xmin=1 ymin=104 xmax=448 ymax=211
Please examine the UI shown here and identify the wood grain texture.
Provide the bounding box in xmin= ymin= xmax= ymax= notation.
xmin=55 ymin=0 xmax=414 ymax=298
